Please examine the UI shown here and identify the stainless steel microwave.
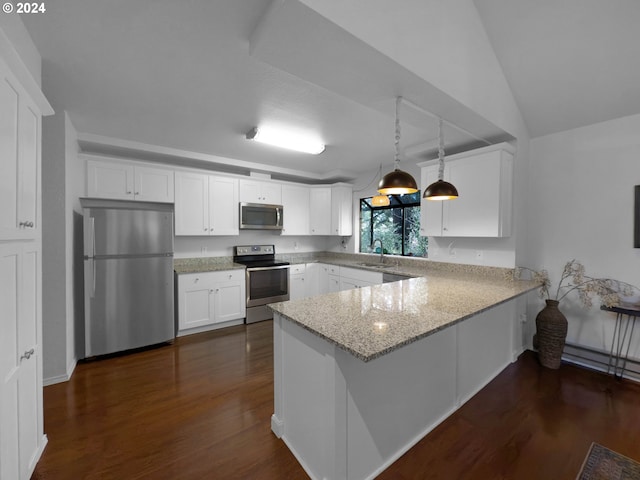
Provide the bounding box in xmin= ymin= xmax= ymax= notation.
xmin=239 ymin=202 xmax=283 ymax=230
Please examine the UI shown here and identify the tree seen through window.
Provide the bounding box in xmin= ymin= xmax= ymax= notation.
xmin=359 ymin=192 xmax=427 ymax=257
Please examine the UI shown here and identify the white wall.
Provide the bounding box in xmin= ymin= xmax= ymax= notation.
xmin=526 ymin=113 xmax=640 ymax=359
xmin=41 ymin=103 xmax=82 ymax=384
xmin=175 ymin=231 xmax=329 ymax=258
xmin=41 ymin=103 xmax=67 ymax=382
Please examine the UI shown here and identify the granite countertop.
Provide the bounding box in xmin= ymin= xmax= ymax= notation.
xmin=174 ymin=257 xmax=245 ymax=274
xmin=269 ymin=269 xmax=539 ymax=363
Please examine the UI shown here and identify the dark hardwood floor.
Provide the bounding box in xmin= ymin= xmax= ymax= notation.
xmin=33 ymin=320 xmax=640 ymax=480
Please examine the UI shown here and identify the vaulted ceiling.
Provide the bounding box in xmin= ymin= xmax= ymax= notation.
xmin=21 ymin=0 xmax=640 ymax=182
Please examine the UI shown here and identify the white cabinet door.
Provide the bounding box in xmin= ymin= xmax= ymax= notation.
xmin=213 ymin=270 xmax=246 ymax=323
xmin=281 ymin=184 xmax=310 ymax=235
xmin=419 ymin=143 xmax=514 ymax=238
xmin=309 ymin=187 xmax=332 ymax=235
xmin=331 ymin=186 xmax=353 ymax=236
xmin=0 ymin=244 xmax=43 ymax=480
xmin=239 ymin=179 xmax=282 ymax=204
xmin=420 ymin=164 xmax=443 ymax=236
xmin=444 ymin=152 xmax=510 ymax=237
xmin=175 ymin=172 xmax=209 ymax=236
xmin=289 ymin=264 xmax=307 ymax=300
xmin=87 ymin=159 xmax=135 ymax=200
xmin=328 ymin=275 xmax=341 ymax=292
xmin=134 ymin=166 xmax=174 ymax=203
xmin=209 ymin=176 xmax=239 ymax=236
xmin=0 ymin=68 xmax=40 ymax=241
xmin=17 ymin=100 xmax=39 ymax=238
xmin=178 ymin=274 xmax=214 ymax=330
xmin=177 ymin=270 xmax=246 ymax=333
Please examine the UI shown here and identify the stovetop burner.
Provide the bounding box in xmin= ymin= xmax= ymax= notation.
xmin=233 ymin=244 xmax=289 ymax=268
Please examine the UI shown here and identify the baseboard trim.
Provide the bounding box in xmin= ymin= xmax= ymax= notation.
xmin=561 ymin=342 xmax=640 ymax=383
xmin=43 ymin=358 xmax=77 ymax=386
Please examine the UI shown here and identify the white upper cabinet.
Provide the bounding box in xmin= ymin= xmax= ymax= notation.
xmin=175 ymin=171 xmax=239 ymax=236
xmin=87 ymin=159 xmax=174 ymax=203
xmin=419 ymin=143 xmax=514 ymax=238
xmin=309 ymin=187 xmax=332 ymax=235
xmin=281 ymin=184 xmax=310 ymax=236
xmin=208 ymin=176 xmax=239 ymax=236
xmin=330 ymin=185 xmax=353 ymax=236
xmin=239 ymin=178 xmax=282 ymax=204
xmin=0 ymin=64 xmax=40 ymax=240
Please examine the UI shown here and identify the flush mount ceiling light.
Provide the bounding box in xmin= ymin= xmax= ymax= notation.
xmin=377 ymin=97 xmax=419 ymax=195
xmin=371 ymin=164 xmax=391 ymax=206
xmin=423 ymin=117 xmax=459 ymax=201
xmin=246 ymin=126 xmax=325 ymax=155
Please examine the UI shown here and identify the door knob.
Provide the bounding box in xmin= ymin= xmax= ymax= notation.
xmin=21 ymin=348 xmax=35 ymax=360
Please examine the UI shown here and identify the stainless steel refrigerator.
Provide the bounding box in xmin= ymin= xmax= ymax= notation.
xmin=82 ymin=199 xmax=175 ymax=358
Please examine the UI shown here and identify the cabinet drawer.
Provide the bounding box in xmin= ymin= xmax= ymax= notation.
xmin=290 ymin=264 xmax=306 ymax=275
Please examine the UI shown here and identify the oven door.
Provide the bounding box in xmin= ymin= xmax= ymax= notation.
xmin=246 ymin=265 xmax=290 ymax=307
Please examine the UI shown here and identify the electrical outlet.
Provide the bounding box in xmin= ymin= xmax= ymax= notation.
xmin=519 ymin=313 xmax=527 ymax=324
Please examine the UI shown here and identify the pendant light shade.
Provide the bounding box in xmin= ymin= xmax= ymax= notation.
xmin=424 ymin=117 xmax=459 ymax=201
xmin=423 ymin=179 xmax=458 ymax=200
xmin=378 ymin=170 xmax=418 ymax=195
xmin=377 ymin=96 xmax=419 ymax=196
xmin=371 ymin=194 xmax=390 ymax=206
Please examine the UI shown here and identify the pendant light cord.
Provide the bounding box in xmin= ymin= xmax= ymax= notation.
xmin=394 ymin=96 xmax=402 ymax=169
xmin=437 ymin=117 xmax=445 ymax=181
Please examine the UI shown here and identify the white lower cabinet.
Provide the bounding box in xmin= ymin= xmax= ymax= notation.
xmin=0 ymin=243 xmax=44 ymax=480
xmin=337 ymin=266 xmax=382 ymax=291
xmin=289 ymin=264 xmax=307 ymax=301
xmin=177 ymin=269 xmax=246 ymax=335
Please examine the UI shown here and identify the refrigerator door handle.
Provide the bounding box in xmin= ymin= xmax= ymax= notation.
xmin=87 ymin=258 xmax=96 ymax=298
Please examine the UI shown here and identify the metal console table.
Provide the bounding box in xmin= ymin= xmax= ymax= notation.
xmin=600 ymin=303 xmax=640 ymax=378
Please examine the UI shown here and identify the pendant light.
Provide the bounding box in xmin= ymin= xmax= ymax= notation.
xmin=423 ymin=117 xmax=459 ymax=201
xmin=377 ymin=97 xmax=418 ymax=195
xmin=371 ymin=164 xmax=391 ymax=206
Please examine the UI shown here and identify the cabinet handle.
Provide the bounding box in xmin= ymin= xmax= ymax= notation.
xmin=19 ymin=221 xmax=26 ymax=227
xmin=194 ymin=278 xmax=199 ymax=283
xmin=216 ymin=288 xmax=220 ymax=292
xmin=210 ymin=289 xmax=214 ymax=293
xmin=204 ymin=228 xmax=208 ymax=231
xmin=228 ymin=274 xmax=232 ymax=279
xmin=21 ymin=348 xmax=35 ymax=360
xmin=135 ymin=192 xmax=140 ymax=195
xmin=27 ymin=221 xmax=34 ymax=228
xmin=126 ymin=191 xmax=132 ymax=194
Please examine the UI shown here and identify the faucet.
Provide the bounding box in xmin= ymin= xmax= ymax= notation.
xmin=371 ymin=239 xmax=384 ymax=263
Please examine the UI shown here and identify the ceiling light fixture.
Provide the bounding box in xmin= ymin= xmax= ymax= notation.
xmin=371 ymin=164 xmax=391 ymax=206
xmin=377 ymin=96 xmax=418 ymax=195
xmin=423 ymin=118 xmax=459 ymax=201
xmin=246 ymin=126 xmax=325 ymax=155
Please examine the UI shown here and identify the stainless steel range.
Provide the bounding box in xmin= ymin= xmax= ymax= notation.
xmin=234 ymin=245 xmax=290 ymax=324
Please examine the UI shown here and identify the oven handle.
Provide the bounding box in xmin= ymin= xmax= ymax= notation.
xmin=246 ymin=265 xmax=291 ymax=272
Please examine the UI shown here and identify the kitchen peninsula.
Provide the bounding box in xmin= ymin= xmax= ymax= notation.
xmin=269 ymin=265 xmax=539 ymax=480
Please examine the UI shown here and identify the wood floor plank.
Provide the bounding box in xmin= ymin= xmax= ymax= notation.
xmin=32 ymin=321 xmax=640 ymax=479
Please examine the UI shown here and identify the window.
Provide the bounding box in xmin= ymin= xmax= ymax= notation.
xmin=360 ymin=192 xmax=427 ymax=256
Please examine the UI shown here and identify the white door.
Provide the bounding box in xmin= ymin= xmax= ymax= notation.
xmin=86 ymin=159 xmax=135 ymax=200
xmin=330 ymin=186 xmax=352 ymax=236
xmin=281 ymin=184 xmax=310 ymax=235
xmin=420 ymin=164 xmax=443 ymax=236
xmin=178 ymin=275 xmax=214 ymax=330
xmin=214 ymin=282 xmax=245 ymax=323
xmin=0 ymin=71 xmax=20 ymax=238
xmin=0 ymin=245 xmax=20 ymax=480
xmin=134 ymin=166 xmax=174 ymax=203
xmin=209 ymin=176 xmax=239 ymax=236
xmin=17 ymin=100 xmax=39 ymax=238
xmin=309 ymin=188 xmax=331 ymax=235
xmin=175 ymin=172 xmax=209 ymax=236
